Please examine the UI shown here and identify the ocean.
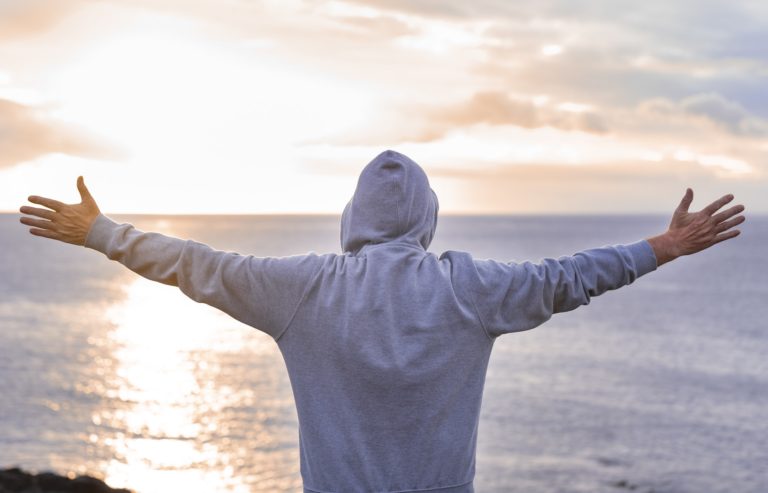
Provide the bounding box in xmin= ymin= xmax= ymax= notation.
xmin=1 ymin=213 xmax=766 ymax=493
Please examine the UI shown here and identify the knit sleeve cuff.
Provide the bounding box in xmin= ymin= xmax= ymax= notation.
xmin=84 ymin=213 xmax=120 ymax=253
xmin=624 ymin=239 xmax=658 ymax=277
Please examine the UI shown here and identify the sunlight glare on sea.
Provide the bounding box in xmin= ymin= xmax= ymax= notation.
xmin=94 ymin=278 xmax=299 ymax=493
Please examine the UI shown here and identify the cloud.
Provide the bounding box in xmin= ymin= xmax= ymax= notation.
xmin=426 ymin=91 xmax=608 ymax=136
xmin=0 ymin=0 xmax=86 ymax=39
xmin=334 ymin=1 xmax=768 ymax=116
xmin=680 ymin=93 xmax=768 ymax=137
xmin=342 ymin=0 xmax=768 ymax=51
xmin=309 ymin=91 xmax=609 ymax=146
xmin=0 ymin=98 xmax=118 ymax=169
xmin=22 ymin=0 xmax=760 ymax=118
xmin=639 ymin=92 xmax=768 ymax=137
xmin=337 ymin=0 xmax=477 ymax=18
xmin=327 ymin=12 xmax=417 ymax=39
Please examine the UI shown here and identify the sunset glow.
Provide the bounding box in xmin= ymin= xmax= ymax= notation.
xmin=0 ymin=1 xmax=765 ymax=213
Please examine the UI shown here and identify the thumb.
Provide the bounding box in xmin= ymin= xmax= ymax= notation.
xmin=77 ymin=176 xmax=94 ymax=204
xmin=676 ymin=187 xmax=693 ymax=213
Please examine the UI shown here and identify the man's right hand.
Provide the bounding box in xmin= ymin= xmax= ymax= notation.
xmin=19 ymin=176 xmax=102 ymax=247
xmin=647 ymin=188 xmax=745 ymax=266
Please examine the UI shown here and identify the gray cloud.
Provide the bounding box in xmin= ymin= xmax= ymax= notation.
xmin=0 ymin=98 xmax=119 ymax=169
xmin=639 ymin=92 xmax=768 ymax=137
xmin=341 ymin=0 xmax=768 ymax=112
xmin=343 ymin=0 xmax=767 ymax=53
xmin=680 ymin=93 xmax=768 ymax=137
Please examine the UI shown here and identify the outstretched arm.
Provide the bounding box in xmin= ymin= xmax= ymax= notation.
xmin=646 ymin=189 xmax=744 ymax=266
xmin=19 ymin=178 xmax=322 ymax=339
xmin=469 ymin=188 xmax=745 ymax=337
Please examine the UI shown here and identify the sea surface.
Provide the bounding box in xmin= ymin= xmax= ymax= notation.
xmin=0 ymin=213 xmax=766 ymax=493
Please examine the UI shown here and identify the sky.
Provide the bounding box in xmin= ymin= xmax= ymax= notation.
xmin=0 ymin=0 xmax=766 ymax=214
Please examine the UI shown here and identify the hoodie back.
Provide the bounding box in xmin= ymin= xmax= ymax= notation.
xmin=85 ymin=149 xmax=658 ymax=493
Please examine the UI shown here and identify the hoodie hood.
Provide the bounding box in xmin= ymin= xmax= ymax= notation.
xmin=341 ymin=150 xmax=439 ymax=254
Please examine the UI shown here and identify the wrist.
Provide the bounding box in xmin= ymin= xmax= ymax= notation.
xmin=83 ymin=213 xmax=115 ymax=251
xmin=646 ymin=232 xmax=680 ymax=267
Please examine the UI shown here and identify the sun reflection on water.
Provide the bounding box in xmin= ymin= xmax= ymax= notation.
xmin=97 ymin=277 xmax=297 ymax=493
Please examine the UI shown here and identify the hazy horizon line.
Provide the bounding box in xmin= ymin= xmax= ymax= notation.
xmin=3 ymin=211 xmax=766 ymax=217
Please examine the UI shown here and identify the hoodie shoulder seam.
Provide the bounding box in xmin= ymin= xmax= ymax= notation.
xmin=445 ymin=251 xmax=495 ymax=342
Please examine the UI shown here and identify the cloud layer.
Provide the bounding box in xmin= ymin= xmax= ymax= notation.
xmin=0 ymin=0 xmax=764 ymax=212
xmin=0 ymin=98 xmax=115 ymax=169
xmin=0 ymin=0 xmax=83 ymax=39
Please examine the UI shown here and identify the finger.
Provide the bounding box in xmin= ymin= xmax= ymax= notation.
xmin=702 ymin=194 xmax=734 ymax=216
xmin=29 ymin=228 xmax=62 ymax=240
xmin=77 ymin=176 xmax=94 ymax=204
xmin=28 ymin=195 xmax=66 ymax=212
xmin=712 ymin=204 xmax=744 ymax=224
xmin=19 ymin=205 xmax=55 ymax=220
xmin=676 ymin=188 xmax=694 ymax=213
xmin=20 ymin=216 xmax=57 ymax=230
xmin=715 ymin=215 xmax=745 ymax=234
xmin=711 ymin=229 xmax=740 ymax=245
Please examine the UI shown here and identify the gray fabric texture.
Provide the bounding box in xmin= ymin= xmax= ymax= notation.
xmin=84 ymin=149 xmax=658 ymax=492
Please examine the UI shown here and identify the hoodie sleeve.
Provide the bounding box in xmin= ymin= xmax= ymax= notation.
xmin=84 ymin=214 xmax=321 ymax=340
xmin=468 ymin=240 xmax=657 ymax=338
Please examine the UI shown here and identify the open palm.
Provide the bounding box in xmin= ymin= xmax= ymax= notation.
xmin=19 ymin=176 xmax=101 ymax=246
xmin=666 ymin=188 xmax=744 ymax=257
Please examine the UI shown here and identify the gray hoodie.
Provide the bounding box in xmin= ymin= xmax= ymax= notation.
xmin=85 ymin=149 xmax=658 ymax=493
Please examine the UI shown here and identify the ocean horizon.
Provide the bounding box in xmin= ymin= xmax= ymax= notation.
xmin=1 ymin=213 xmax=766 ymax=493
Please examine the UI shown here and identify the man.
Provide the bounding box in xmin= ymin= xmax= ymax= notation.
xmin=20 ymin=150 xmax=744 ymax=493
